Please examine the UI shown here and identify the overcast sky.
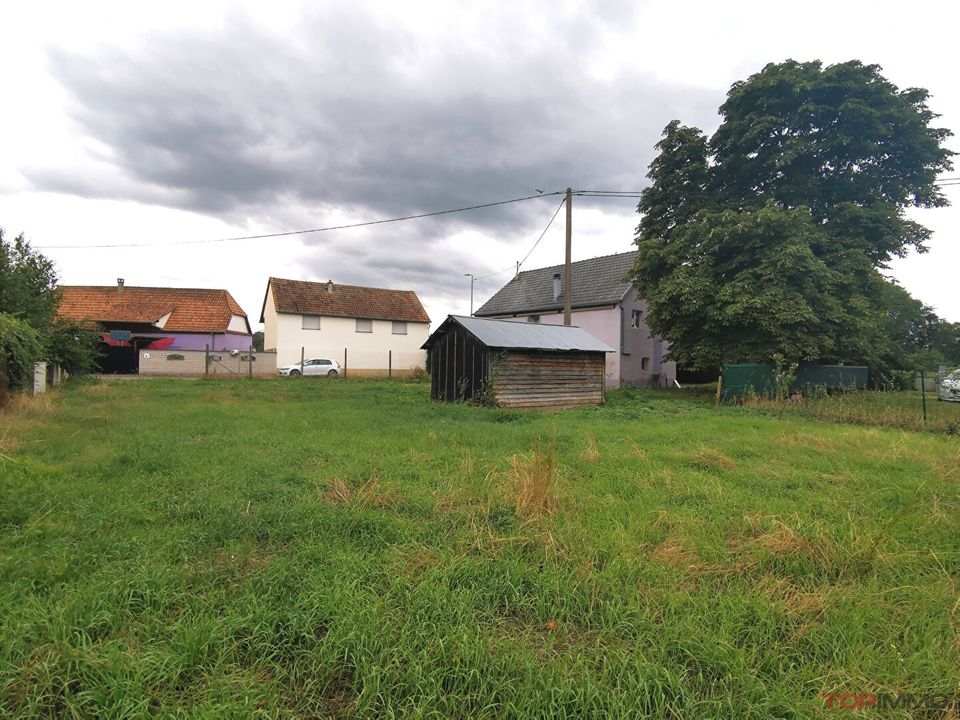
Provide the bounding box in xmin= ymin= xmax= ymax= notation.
xmin=2 ymin=0 xmax=958 ymax=328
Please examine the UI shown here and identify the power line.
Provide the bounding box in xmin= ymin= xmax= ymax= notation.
xmin=37 ymin=191 xmax=564 ymax=250
xmin=474 ymin=195 xmax=567 ymax=281
xmin=519 ymin=196 xmax=566 ymax=267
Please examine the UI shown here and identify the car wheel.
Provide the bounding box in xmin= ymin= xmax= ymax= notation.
xmin=289 ymin=369 xmax=301 ymax=376
xmin=327 ymin=369 xmax=339 ymax=377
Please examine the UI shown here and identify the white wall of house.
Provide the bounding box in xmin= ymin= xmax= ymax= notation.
xmin=228 ymin=314 xmax=249 ymax=333
xmin=263 ymin=292 xmax=428 ymax=370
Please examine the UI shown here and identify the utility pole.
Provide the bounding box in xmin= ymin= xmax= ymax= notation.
xmin=464 ymin=273 xmax=475 ymax=316
xmin=563 ymin=187 xmax=573 ymax=325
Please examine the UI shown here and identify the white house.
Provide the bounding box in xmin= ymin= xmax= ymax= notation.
xmin=474 ymin=252 xmax=675 ymax=388
xmin=260 ymin=277 xmax=430 ymax=375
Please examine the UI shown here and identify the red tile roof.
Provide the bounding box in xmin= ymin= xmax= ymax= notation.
xmin=263 ymin=278 xmax=430 ymax=323
xmin=59 ymin=285 xmax=250 ymax=334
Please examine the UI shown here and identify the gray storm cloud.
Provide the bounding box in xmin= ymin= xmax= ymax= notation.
xmin=28 ymin=3 xmax=719 ymax=301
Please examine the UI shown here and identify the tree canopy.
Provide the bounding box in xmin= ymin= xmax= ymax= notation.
xmin=0 ymin=228 xmax=101 ymax=390
xmin=630 ymin=60 xmax=955 ymax=372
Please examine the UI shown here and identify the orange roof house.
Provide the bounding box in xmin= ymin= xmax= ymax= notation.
xmin=59 ymin=280 xmax=252 ymax=353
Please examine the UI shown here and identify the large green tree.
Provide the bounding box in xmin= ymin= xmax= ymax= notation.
xmin=630 ymin=60 xmax=954 ymax=370
xmin=0 ymin=228 xmax=101 ymax=388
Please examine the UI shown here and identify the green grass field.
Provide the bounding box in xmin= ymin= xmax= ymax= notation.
xmin=1 ymin=378 xmax=958 ymax=718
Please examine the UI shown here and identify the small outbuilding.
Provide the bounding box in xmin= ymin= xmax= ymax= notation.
xmin=421 ymin=315 xmax=613 ymax=409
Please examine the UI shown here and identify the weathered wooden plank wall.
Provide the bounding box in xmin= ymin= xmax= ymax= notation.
xmin=490 ymin=351 xmax=604 ymax=409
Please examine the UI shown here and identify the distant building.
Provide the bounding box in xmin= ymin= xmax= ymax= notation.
xmin=260 ymin=277 xmax=430 ymax=375
xmin=422 ymin=315 xmax=612 ymax=409
xmin=59 ymin=280 xmax=252 ymax=373
xmin=474 ymin=252 xmax=675 ymax=388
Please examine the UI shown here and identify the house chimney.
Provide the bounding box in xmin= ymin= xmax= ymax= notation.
xmin=117 ymin=278 xmax=125 ymax=295
xmin=326 ymin=279 xmax=334 ymax=294
xmin=553 ymin=273 xmax=561 ymax=301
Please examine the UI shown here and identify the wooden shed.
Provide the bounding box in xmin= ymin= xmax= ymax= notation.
xmin=421 ymin=315 xmax=613 ymax=409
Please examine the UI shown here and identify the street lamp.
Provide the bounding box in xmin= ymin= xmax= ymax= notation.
xmin=464 ymin=273 xmax=475 ymax=316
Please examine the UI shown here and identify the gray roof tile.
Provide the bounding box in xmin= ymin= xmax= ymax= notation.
xmin=474 ymin=251 xmax=637 ymax=317
xmin=423 ymin=315 xmax=613 ymax=352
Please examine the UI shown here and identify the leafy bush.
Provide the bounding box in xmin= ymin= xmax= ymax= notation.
xmin=46 ymin=318 xmax=102 ymax=376
xmin=0 ymin=313 xmax=43 ymax=392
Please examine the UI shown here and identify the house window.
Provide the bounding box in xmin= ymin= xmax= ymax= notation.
xmin=302 ymin=315 xmax=321 ymax=330
xmin=641 ymin=357 xmax=650 ymax=371
xmin=356 ymin=318 xmax=373 ymax=333
xmin=527 ymin=315 xmax=540 ymax=323
xmin=392 ymin=321 xmax=407 ymax=335
xmin=631 ymin=310 xmax=642 ymax=329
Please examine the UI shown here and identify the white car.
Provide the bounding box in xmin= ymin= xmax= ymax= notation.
xmin=279 ymin=358 xmax=342 ymax=377
xmin=939 ymin=369 xmax=960 ymax=402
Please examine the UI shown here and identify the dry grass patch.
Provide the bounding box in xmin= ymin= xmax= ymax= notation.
xmin=756 ymin=575 xmax=830 ymax=618
xmin=687 ymin=445 xmax=737 ymax=472
xmin=580 ymin=436 xmax=599 ymax=461
xmin=0 ymin=424 xmax=22 ymax=457
xmin=932 ymin=450 xmax=960 ymax=482
xmin=651 ymin=538 xmax=701 ymax=570
xmin=506 ymin=444 xmax=558 ymax=519
xmin=775 ymin=431 xmax=835 ymax=453
xmin=459 ymin=451 xmax=478 ymax=477
xmin=395 ymin=542 xmax=442 ymax=577
xmin=320 ymin=476 xmax=403 ymax=509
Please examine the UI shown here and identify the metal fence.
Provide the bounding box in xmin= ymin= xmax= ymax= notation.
xmin=285 ymin=347 xmax=427 ymax=379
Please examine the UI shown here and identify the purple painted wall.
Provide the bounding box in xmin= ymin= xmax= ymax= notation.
xmin=137 ymin=333 xmax=253 ymax=351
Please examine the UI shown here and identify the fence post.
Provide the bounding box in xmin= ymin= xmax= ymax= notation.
xmin=715 ymin=374 xmax=722 ymax=407
xmin=344 ymin=348 xmax=348 ymax=379
xmin=921 ymin=369 xmax=927 ymax=425
xmin=248 ymin=345 xmax=253 ymax=379
xmin=205 ymin=344 xmax=210 ymax=376
xmin=300 ymin=346 xmax=305 ymax=378
xmin=389 ymin=349 xmax=392 ymax=379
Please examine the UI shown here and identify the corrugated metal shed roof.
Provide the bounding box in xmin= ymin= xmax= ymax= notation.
xmin=423 ymin=315 xmax=613 ymax=352
xmin=474 ymin=251 xmax=637 ymax=317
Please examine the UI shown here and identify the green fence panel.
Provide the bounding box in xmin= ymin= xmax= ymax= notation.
xmin=793 ymin=364 xmax=868 ymax=393
xmin=721 ymin=363 xmax=869 ymax=401
xmin=721 ymin=364 xmax=774 ymax=401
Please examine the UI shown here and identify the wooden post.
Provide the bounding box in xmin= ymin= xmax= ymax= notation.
xmin=563 ymin=187 xmax=573 ymax=326
xmin=248 ymin=345 xmax=253 ymax=379
xmin=715 ymin=374 xmax=723 ymax=406
xmin=389 ymin=349 xmax=392 ymax=379
xmin=344 ymin=348 xmax=348 ymax=379
xmin=300 ymin=346 xmax=305 ymax=378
